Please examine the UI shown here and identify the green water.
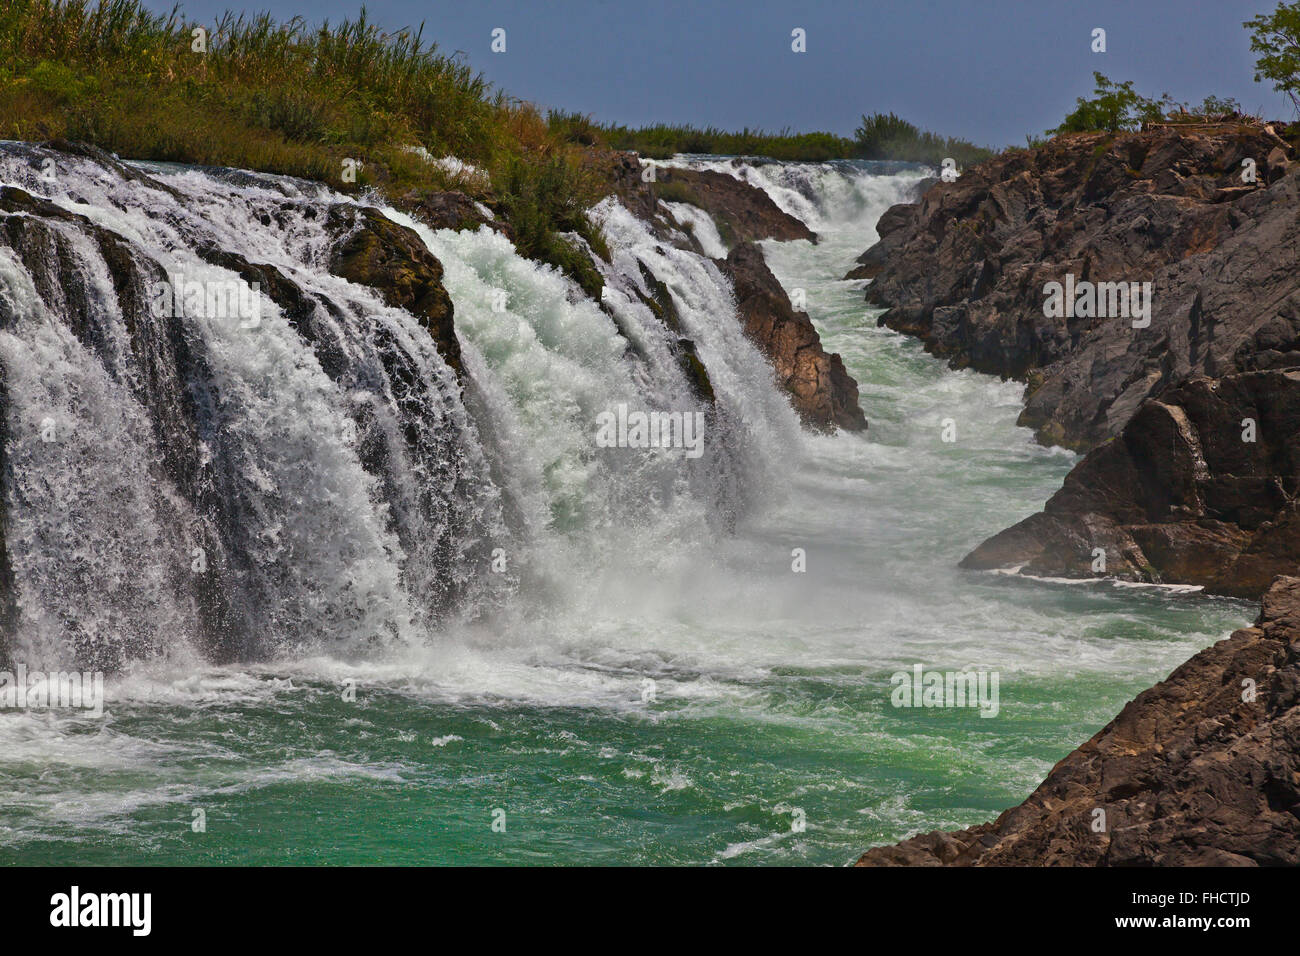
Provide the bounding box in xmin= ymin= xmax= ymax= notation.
xmin=0 ymin=161 xmax=1253 ymax=866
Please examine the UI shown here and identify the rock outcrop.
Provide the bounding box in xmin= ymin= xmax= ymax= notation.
xmin=589 ymin=148 xmax=866 ymax=432
xmin=401 ymin=189 xmax=502 ymax=237
xmin=719 ymin=242 xmax=867 ymax=431
xmin=860 ymin=126 xmax=1298 ymax=452
xmin=652 ymin=164 xmax=817 ymax=246
xmin=591 ymin=149 xmax=816 ymax=248
xmin=325 ymin=204 xmax=461 ymax=378
xmin=858 ymin=575 xmax=1300 ymax=866
xmin=961 ymin=370 xmax=1300 ymax=597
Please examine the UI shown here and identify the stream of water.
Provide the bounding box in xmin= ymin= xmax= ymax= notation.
xmin=0 ymin=150 xmax=1251 ymax=865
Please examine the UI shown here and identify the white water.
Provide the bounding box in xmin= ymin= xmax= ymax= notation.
xmin=0 ymin=148 xmax=1252 ymax=864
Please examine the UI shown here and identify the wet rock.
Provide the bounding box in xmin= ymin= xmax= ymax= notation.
xmin=857 ymin=127 xmax=1299 ymax=451
xmin=588 ymin=149 xmax=816 ymax=248
xmin=858 ymin=576 xmax=1300 ymax=866
xmin=402 ymin=189 xmax=504 ymax=237
xmin=961 ymin=370 xmax=1300 ymax=598
xmin=717 ymin=242 xmax=866 ymax=432
xmin=652 ymin=165 xmax=816 ymax=247
xmin=325 ymin=204 xmax=461 ymax=378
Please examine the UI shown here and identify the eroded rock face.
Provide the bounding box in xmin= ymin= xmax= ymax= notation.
xmin=653 ymin=165 xmax=817 ymax=246
xmin=401 ymin=189 xmax=502 ymax=236
xmin=859 ymin=126 xmax=1299 ymax=451
xmin=718 ymin=243 xmax=867 ymax=432
xmin=961 ymin=370 xmax=1300 ymax=598
xmin=589 ymin=149 xmax=816 ymax=248
xmin=858 ymin=575 xmax=1300 ymax=867
xmin=325 ymin=204 xmax=461 ymax=377
xmin=586 ymin=148 xmax=866 ymax=433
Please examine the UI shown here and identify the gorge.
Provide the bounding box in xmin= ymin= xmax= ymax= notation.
xmin=0 ymin=132 xmax=1292 ymax=866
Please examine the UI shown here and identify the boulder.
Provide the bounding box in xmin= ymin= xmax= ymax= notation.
xmin=718 ymin=243 xmax=866 ymax=431
xmin=325 ymin=204 xmax=461 ymax=377
xmin=961 ymin=370 xmax=1300 ymax=598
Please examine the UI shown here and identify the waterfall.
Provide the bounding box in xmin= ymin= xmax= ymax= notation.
xmin=0 ymin=143 xmax=842 ymax=672
xmin=0 ymin=146 xmax=1255 ymax=867
xmin=0 ymin=144 xmax=505 ymax=668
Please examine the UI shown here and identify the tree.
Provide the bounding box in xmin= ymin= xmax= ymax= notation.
xmin=1244 ymin=2 xmax=1300 ymax=114
xmin=853 ymin=112 xmax=919 ymax=157
xmin=1049 ymin=73 xmax=1170 ymax=135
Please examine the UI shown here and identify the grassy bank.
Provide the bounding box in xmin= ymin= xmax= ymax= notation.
xmin=0 ymin=0 xmax=993 ymax=292
xmin=588 ymin=114 xmax=993 ymax=166
xmin=0 ymin=0 xmax=610 ymax=288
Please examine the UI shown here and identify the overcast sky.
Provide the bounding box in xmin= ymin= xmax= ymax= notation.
xmin=145 ymin=0 xmax=1296 ymax=147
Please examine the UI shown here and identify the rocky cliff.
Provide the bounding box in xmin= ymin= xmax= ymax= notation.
xmin=855 ymin=125 xmax=1300 ymax=599
xmin=719 ymin=243 xmax=867 ymax=431
xmin=591 ymin=148 xmax=865 ymax=431
xmin=859 ymin=575 xmax=1300 ymax=866
xmin=860 ymin=125 xmax=1297 ymax=452
xmin=962 ymin=370 xmax=1300 ymax=596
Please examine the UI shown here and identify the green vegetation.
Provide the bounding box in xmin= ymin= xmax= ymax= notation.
xmin=851 ymin=112 xmax=991 ymax=166
xmin=598 ymin=114 xmax=992 ymax=165
xmin=598 ymin=123 xmax=858 ymax=161
xmin=1047 ymin=72 xmax=1250 ymax=136
xmin=1245 ymin=1 xmax=1300 ymax=113
xmin=0 ymin=0 xmax=995 ymax=288
xmin=0 ymin=0 xmax=609 ymax=285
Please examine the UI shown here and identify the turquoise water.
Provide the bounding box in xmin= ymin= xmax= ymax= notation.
xmin=0 ymin=159 xmax=1252 ymax=866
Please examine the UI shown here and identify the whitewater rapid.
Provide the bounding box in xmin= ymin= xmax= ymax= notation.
xmin=0 ymin=149 xmax=1253 ymax=864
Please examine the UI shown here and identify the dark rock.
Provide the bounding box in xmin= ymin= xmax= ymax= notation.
xmin=653 ymin=165 xmax=816 ymax=247
xmin=325 ymin=204 xmax=461 ymax=377
xmin=586 ymin=149 xmax=815 ymax=248
xmin=402 ymin=189 xmax=505 ymax=237
xmin=858 ymin=127 xmax=1300 ymax=451
xmin=858 ymin=575 xmax=1300 ymax=866
xmin=961 ymin=370 xmax=1300 ymax=598
xmin=717 ymin=243 xmax=866 ymax=431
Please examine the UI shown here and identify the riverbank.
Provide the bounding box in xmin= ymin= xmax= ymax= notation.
xmin=852 ymin=125 xmax=1300 ymax=865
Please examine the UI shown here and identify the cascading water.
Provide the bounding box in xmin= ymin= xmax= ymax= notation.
xmin=0 ymin=147 xmax=1253 ymax=865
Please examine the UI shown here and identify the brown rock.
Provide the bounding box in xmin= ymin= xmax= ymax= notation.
xmin=402 ymin=189 xmax=505 ymax=237
xmin=585 ymin=148 xmax=816 ymax=248
xmin=325 ymin=205 xmax=461 ymax=377
xmin=717 ymin=243 xmax=866 ymax=431
xmin=961 ymin=370 xmax=1300 ymax=597
xmin=858 ymin=576 xmax=1300 ymax=866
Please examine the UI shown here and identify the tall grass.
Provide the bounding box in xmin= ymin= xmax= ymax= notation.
xmin=0 ymin=0 xmax=606 ymax=281
xmin=598 ymin=115 xmax=993 ymax=165
xmin=0 ymin=2 xmax=991 ymax=284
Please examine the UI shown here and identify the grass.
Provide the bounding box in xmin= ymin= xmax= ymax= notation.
xmin=0 ymin=0 xmax=610 ymax=285
xmin=0 ymin=1 xmax=996 ymax=289
xmin=595 ymin=115 xmax=994 ymax=166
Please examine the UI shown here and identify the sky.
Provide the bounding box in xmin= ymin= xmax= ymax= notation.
xmin=143 ymin=0 xmax=1296 ymax=148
